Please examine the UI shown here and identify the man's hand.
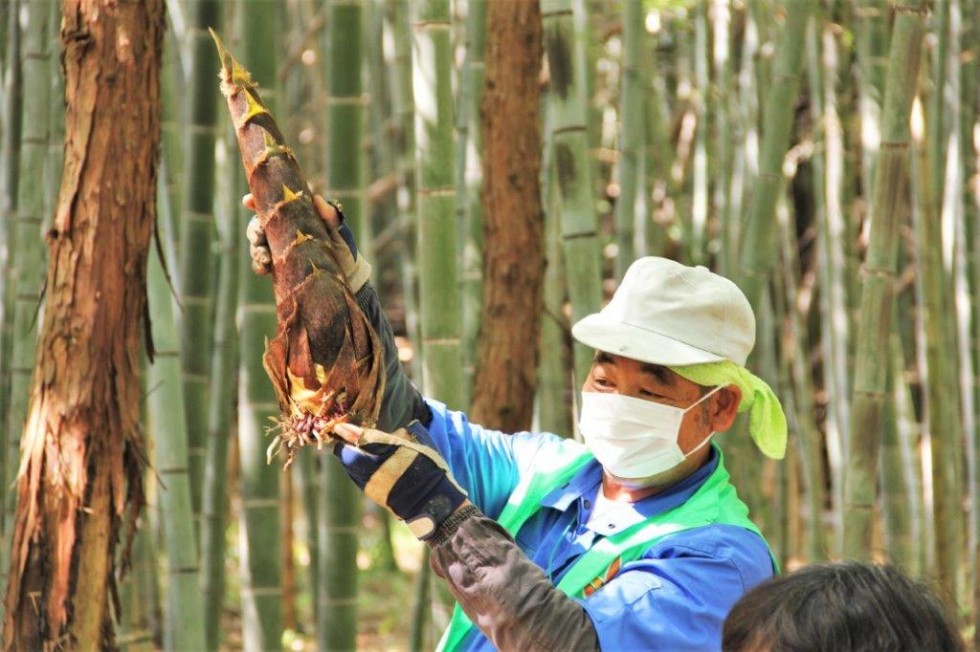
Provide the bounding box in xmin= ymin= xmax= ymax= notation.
xmin=243 ymin=193 xmax=371 ymax=292
xmin=333 ymin=421 xmax=469 ymax=541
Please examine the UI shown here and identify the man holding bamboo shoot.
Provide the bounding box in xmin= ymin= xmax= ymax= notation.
xmin=246 ymin=195 xmax=788 ymax=651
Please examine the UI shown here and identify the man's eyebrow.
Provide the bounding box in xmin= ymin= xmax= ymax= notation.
xmin=641 ymin=363 xmax=675 ymax=386
xmin=594 ymin=352 xmax=674 ymax=386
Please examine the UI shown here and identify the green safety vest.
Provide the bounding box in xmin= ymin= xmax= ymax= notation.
xmin=436 ymin=440 xmax=771 ymax=651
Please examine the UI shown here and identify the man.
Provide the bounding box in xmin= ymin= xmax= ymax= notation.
xmin=246 ymin=194 xmax=787 ymax=650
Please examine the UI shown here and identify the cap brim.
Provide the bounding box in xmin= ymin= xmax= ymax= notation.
xmin=572 ymin=313 xmax=725 ymax=366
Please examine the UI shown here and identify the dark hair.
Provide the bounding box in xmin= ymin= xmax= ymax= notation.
xmin=722 ymin=561 xmax=963 ymax=652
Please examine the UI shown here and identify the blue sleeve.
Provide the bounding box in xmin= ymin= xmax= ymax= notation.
xmin=423 ymin=399 xmax=562 ymax=520
xmin=580 ymin=525 xmax=774 ymax=650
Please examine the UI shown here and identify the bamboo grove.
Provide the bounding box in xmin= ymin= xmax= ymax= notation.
xmin=0 ymin=0 xmax=977 ymax=648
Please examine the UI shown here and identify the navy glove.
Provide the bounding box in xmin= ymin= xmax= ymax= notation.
xmin=333 ymin=420 xmax=468 ymax=540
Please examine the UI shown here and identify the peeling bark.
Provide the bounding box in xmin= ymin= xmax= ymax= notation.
xmin=2 ymin=1 xmax=163 ymax=649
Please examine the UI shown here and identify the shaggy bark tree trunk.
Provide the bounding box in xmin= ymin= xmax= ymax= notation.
xmin=470 ymin=0 xmax=545 ymax=432
xmin=2 ymin=1 xmax=163 ymax=648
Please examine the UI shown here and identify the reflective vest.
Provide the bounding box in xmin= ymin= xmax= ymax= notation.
xmin=437 ymin=441 xmax=771 ymax=651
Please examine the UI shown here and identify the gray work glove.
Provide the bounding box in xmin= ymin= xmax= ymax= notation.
xmin=244 ymin=194 xmax=372 ymax=292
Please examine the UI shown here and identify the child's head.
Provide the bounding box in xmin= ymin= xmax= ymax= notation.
xmin=723 ymin=561 xmax=962 ymax=651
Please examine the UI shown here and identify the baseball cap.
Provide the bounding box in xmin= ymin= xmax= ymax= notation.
xmin=571 ymin=257 xmax=756 ymax=366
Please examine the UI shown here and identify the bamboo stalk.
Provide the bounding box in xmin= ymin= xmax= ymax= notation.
xmin=318 ymin=1 xmax=365 ymax=649
xmin=198 ymin=109 xmax=242 ymax=651
xmin=843 ymin=0 xmax=926 ymax=559
xmin=690 ymin=3 xmax=708 ymax=266
xmin=456 ymin=0 xmax=486 ymax=407
xmin=147 ymin=197 xmax=208 ymax=652
xmin=413 ymin=0 xmax=464 ymax=409
xmin=3 ymin=0 xmax=52 ymax=565
xmin=777 ymin=161 xmax=828 ymax=561
xmin=807 ymin=11 xmax=850 ymax=547
xmin=537 ymin=173 xmax=573 ymax=437
xmin=880 ymin=327 xmax=920 ymax=572
xmin=736 ymin=0 xmax=810 ymax=310
xmin=912 ymin=70 xmax=965 ymax=612
xmin=542 ymin=0 xmax=603 ymax=386
xmin=614 ymin=0 xmax=643 ymax=272
xmin=0 ymin=0 xmax=22 ymax=577
xmin=178 ymin=1 xmax=223 ymax=516
xmin=712 ymin=0 xmax=736 ymax=274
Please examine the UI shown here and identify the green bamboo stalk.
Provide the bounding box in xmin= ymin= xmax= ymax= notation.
xmin=943 ymin=5 xmax=976 ymax=604
xmin=953 ymin=0 xmax=980 ymax=628
xmin=236 ymin=3 xmax=283 ymax=648
xmin=146 ymin=212 xmax=207 ymax=652
xmin=3 ymin=0 xmax=52 ymax=546
xmin=537 ymin=175 xmax=573 ymax=437
xmin=959 ymin=0 xmax=980 ymax=641
xmin=843 ymin=0 xmax=925 ymax=559
xmin=44 ymin=0 xmax=62 ymax=223
xmin=852 ymin=0 xmax=889 ymax=327
xmin=665 ymin=15 xmax=695 ymax=263
xmin=0 ymin=0 xmax=22 ymax=555
xmin=806 ymin=11 xmax=849 ymax=549
xmin=160 ymin=23 xmax=185 ymax=248
xmin=386 ymin=0 xmax=422 ymax=383
xmin=912 ymin=55 xmax=965 ymax=610
xmin=689 ymin=3 xmax=709 ymax=266
xmin=880 ymin=326 xmax=921 ymax=573
xmin=413 ymin=0 xmax=464 ymax=408
xmin=712 ymin=0 xmax=736 ymax=274
xmin=198 ymin=116 xmax=242 ymax=650
xmin=117 ymin=518 xmax=162 ymax=650
xmin=178 ymin=0 xmax=222 ymax=517
xmin=456 ymin=0 xmax=486 ymax=407
xmin=614 ymin=0 xmax=643 ymax=275
xmin=736 ymin=0 xmax=810 ymax=311
xmin=642 ymin=14 xmax=670 ymax=258
xmin=574 ymin=0 xmax=602 ymax=189
xmin=541 ymin=0 xmax=603 ymax=386
xmin=777 ymin=174 xmax=827 ymax=562
xmin=856 ymin=0 xmax=890 ymax=199
xmin=315 ymin=2 xmax=366 ymax=650
xmin=724 ymin=6 xmax=761 ymax=276
xmin=727 ymin=0 xmax=809 ymax=523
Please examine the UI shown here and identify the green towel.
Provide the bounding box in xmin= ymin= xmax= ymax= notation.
xmin=669 ymin=361 xmax=787 ymax=459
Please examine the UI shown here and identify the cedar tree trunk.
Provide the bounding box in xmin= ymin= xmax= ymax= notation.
xmin=471 ymin=0 xmax=545 ymax=432
xmin=2 ymin=1 xmax=163 ymax=648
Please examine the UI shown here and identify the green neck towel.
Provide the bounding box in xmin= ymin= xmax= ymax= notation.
xmin=669 ymin=361 xmax=787 ymax=459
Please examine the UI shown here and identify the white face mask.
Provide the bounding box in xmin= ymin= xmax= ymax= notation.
xmin=578 ymin=386 xmax=721 ymax=481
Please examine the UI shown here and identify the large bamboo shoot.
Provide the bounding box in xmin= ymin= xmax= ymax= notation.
xmin=212 ymin=32 xmax=383 ymax=467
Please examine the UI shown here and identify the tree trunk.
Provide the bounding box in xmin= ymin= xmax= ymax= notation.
xmin=469 ymin=0 xmax=544 ymax=432
xmin=2 ymin=1 xmax=163 ymax=648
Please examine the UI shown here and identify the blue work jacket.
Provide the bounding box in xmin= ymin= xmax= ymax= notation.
xmin=424 ymin=399 xmax=775 ymax=651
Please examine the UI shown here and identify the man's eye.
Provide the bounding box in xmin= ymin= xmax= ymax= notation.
xmin=594 ymin=377 xmax=613 ymax=388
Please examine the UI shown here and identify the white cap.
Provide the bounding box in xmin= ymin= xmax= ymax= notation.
xmin=571 ymin=257 xmax=756 ymax=367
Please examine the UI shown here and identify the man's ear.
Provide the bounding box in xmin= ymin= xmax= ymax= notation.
xmin=709 ymin=385 xmax=742 ymax=432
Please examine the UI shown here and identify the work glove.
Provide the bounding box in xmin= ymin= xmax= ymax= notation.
xmin=244 ymin=194 xmax=372 ymax=292
xmin=333 ymin=420 xmax=469 ymax=541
